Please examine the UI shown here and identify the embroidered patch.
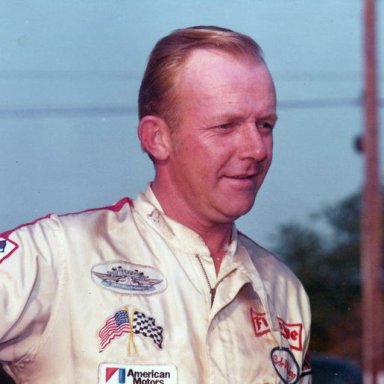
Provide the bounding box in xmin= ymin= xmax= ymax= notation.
xmin=98 ymin=307 xmax=163 ymax=354
xmin=91 ymin=262 xmax=166 ymax=294
xmin=271 ymin=347 xmax=300 ymax=384
xmin=249 ymin=309 xmax=270 ymax=336
xmin=250 ymin=308 xmax=303 ymax=351
xmin=98 ymin=363 xmax=177 ymax=384
xmin=0 ymin=237 xmax=18 ymax=263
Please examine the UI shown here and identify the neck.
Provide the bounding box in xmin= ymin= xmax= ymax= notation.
xmin=183 ymin=221 xmax=233 ymax=274
xmin=151 ymin=180 xmax=233 ymax=272
xmin=196 ymin=223 xmax=233 ymax=267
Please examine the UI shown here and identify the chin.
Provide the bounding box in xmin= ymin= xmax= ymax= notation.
xmin=222 ymin=203 xmax=255 ymax=222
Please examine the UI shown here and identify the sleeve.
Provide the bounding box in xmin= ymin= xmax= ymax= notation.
xmin=299 ymin=354 xmax=312 ymax=383
xmin=297 ymin=287 xmax=312 ymax=383
xmin=0 ymin=215 xmax=63 ymax=363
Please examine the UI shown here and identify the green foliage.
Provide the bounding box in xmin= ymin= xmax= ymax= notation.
xmin=271 ymin=191 xmax=364 ymax=359
xmin=322 ymin=192 xmax=361 ymax=243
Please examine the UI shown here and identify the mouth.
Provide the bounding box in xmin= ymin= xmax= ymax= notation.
xmin=224 ymin=174 xmax=258 ymax=190
xmin=226 ymin=173 xmax=258 ymax=180
xmin=229 ymin=174 xmax=256 ymax=179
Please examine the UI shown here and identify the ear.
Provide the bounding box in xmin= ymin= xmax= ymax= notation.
xmin=138 ymin=116 xmax=171 ymax=161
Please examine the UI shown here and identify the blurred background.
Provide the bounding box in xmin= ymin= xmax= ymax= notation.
xmin=1 ymin=1 xmax=383 ymax=382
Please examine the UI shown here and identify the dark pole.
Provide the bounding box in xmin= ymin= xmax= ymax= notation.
xmin=361 ymin=0 xmax=383 ymax=383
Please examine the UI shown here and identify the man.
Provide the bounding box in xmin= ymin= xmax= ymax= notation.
xmin=0 ymin=26 xmax=311 ymax=383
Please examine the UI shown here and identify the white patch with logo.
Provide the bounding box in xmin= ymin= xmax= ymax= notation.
xmin=99 ymin=363 xmax=177 ymax=384
xmin=271 ymin=347 xmax=300 ymax=384
xmin=91 ymin=262 xmax=167 ymax=295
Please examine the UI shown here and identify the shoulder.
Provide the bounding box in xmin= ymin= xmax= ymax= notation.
xmin=0 ymin=197 xmax=134 ymax=264
xmin=2 ymin=197 xmax=134 ymax=236
xmin=238 ymin=231 xmax=311 ymax=328
xmin=238 ymin=231 xmax=292 ymax=274
xmin=0 ymin=213 xmax=60 ymax=264
xmin=238 ymin=231 xmax=307 ymax=296
xmin=56 ymin=197 xmax=134 ymax=229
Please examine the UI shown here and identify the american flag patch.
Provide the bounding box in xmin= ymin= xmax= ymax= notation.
xmin=98 ymin=307 xmax=163 ymax=352
xmin=99 ymin=310 xmax=131 ymax=350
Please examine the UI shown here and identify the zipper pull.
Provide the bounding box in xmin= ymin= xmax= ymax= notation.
xmin=210 ymin=287 xmax=216 ymax=307
xmin=196 ymin=254 xmax=216 ymax=307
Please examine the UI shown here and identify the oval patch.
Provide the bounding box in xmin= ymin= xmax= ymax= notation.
xmin=271 ymin=347 xmax=300 ymax=384
xmin=91 ymin=261 xmax=167 ymax=295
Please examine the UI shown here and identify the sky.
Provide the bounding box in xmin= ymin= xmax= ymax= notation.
xmin=0 ymin=0 xmax=383 ymax=248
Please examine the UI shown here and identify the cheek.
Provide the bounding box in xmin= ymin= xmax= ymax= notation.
xmin=264 ymin=136 xmax=274 ymax=161
xmin=184 ymin=137 xmax=217 ymax=161
xmin=175 ymin=131 xmax=234 ymax=176
xmin=173 ymin=141 xmax=210 ymax=179
xmin=263 ymin=148 xmax=273 ymax=172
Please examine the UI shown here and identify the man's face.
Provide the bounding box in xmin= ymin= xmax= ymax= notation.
xmin=164 ymin=49 xmax=277 ymax=227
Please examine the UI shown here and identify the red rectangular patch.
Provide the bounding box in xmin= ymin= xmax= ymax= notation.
xmin=249 ymin=308 xmax=303 ymax=351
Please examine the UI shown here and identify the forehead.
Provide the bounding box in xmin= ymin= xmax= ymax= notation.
xmin=177 ymin=49 xmax=276 ymax=116
xmin=181 ymin=48 xmax=263 ymax=82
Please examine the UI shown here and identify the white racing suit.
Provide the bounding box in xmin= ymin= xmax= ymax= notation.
xmin=0 ymin=187 xmax=312 ymax=383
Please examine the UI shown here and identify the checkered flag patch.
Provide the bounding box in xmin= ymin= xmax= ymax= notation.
xmin=133 ymin=311 xmax=163 ymax=349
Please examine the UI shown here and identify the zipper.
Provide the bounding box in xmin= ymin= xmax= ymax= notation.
xmin=195 ymin=254 xmax=216 ymax=307
xmin=195 ymin=254 xmax=237 ymax=307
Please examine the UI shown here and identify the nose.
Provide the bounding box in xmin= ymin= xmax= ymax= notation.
xmin=238 ymin=124 xmax=271 ymax=161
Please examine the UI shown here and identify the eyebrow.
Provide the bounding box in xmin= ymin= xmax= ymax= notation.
xmin=263 ymin=113 xmax=278 ymax=122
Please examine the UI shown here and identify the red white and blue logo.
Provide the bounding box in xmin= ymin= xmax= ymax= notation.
xmin=98 ymin=363 xmax=177 ymax=384
xmin=104 ymin=367 xmax=127 ymax=383
xmin=0 ymin=237 xmax=18 ymax=263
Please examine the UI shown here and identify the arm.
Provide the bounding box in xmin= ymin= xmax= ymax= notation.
xmin=0 ymin=216 xmax=62 ymax=363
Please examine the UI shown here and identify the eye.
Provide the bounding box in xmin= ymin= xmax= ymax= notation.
xmin=257 ymin=120 xmax=276 ymax=132
xmin=216 ymin=121 xmax=238 ymax=130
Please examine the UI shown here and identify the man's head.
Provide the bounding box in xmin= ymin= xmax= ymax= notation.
xmin=138 ymin=26 xmax=265 ymax=131
xmin=138 ymin=26 xmax=277 ymax=229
